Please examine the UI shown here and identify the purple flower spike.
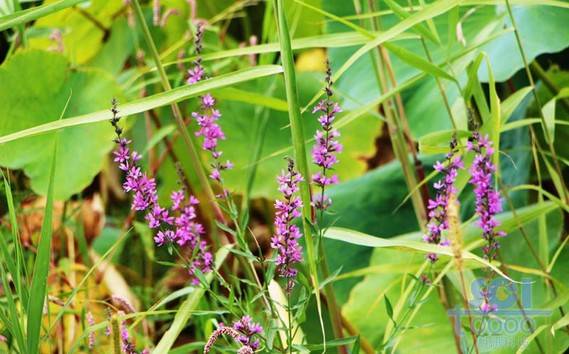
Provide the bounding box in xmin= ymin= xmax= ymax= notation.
xmin=467 ymin=132 xmax=505 ymax=315
xmin=424 ymin=137 xmax=463 ymax=263
xmin=187 ymin=23 xmax=232 ymax=185
xmin=110 ymin=99 xmax=212 ymax=285
xmin=467 ymin=132 xmax=505 ymax=261
xmin=270 ymin=159 xmax=303 ymax=291
xmin=311 ymin=62 xmax=343 ymax=210
xmin=86 ymin=312 xmax=95 ymax=349
xmin=233 ymin=315 xmax=264 ymax=351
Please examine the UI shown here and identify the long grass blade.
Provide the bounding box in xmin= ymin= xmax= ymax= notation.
xmin=25 ymin=139 xmax=58 ymax=354
xmin=273 ymin=0 xmax=333 ymax=348
xmin=0 ymin=0 xmax=86 ymax=31
xmin=0 ymin=65 xmax=282 ymax=145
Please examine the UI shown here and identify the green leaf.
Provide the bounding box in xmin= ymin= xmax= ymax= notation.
xmin=0 ymin=0 xmax=87 ymax=31
xmin=383 ymin=42 xmax=455 ymax=82
xmin=384 ymin=295 xmax=395 ymax=324
xmin=383 ymin=0 xmax=441 ymax=43
xmin=0 ymin=50 xmax=123 ymax=200
xmin=542 ymin=97 xmax=557 ymax=143
xmin=88 ymin=18 xmax=136 ymax=75
xmin=0 ymin=63 xmax=283 ymax=145
xmin=501 ymin=86 xmax=533 ymax=123
xmin=478 ymin=5 xmax=569 ymax=81
xmin=323 ymin=227 xmax=517 ymax=283
xmin=27 ymin=0 xmax=123 ymax=64
xmin=26 ymin=137 xmax=58 ymax=354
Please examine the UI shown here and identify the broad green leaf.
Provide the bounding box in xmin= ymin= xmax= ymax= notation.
xmin=0 ymin=50 xmax=122 ymax=200
xmin=343 ymin=207 xmax=564 ymax=354
xmin=321 ymin=158 xmax=429 ymax=303
xmin=478 ymin=5 xmax=569 ymax=81
xmin=28 ymin=0 xmax=124 ymax=64
xmin=88 ymin=18 xmax=136 ymax=75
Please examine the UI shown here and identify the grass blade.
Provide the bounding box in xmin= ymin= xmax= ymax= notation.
xmin=1 ymin=173 xmax=28 ymax=305
xmin=26 ymin=139 xmax=58 ymax=354
xmin=324 ymin=227 xmax=518 ymax=283
xmin=0 ymin=0 xmax=86 ymax=31
xmin=383 ymin=42 xmax=455 ymax=81
xmin=0 ymin=231 xmax=26 ymax=352
xmin=0 ymin=65 xmax=283 ymax=145
xmin=273 ymin=0 xmax=332 ymax=348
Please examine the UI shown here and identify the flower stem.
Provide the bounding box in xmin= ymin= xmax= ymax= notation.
xmin=131 ymin=0 xmax=228 ymax=231
xmin=274 ymin=0 xmax=345 ymax=350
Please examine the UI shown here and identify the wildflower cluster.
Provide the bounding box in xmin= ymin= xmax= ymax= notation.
xmin=270 ymin=159 xmax=303 ymax=291
xmin=467 ymin=132 xmax=505 ymax=314
xmin=120 ymin=318 xmax=136 ymax=354
xmin=110 ymin=99 xmax=212 ymax=284
xmin=204 ymin=316 xmax=263 ymax=353
xmin=232 ymin=315 xmax=263 ymax=351
xmin=423 ymin=137 xmax=463 ymax=262
xmin=311 ymin=62 xmax=343 ymax=210
xmin=467 ymin=132 xmax=505 ymax=261
xmin=187 ymin=24 xmax=232 ymax=183
xmin=86 ymin=312 xmax=95 ymax=350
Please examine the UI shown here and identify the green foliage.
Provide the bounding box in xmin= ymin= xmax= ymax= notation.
xmin=1 ymin=0 xmax=569 ymax=353
xmin=0 ymin=50 xmax=121 ymax=200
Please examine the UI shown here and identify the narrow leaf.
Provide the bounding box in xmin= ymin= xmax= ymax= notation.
xmin=0 ymin=65 xmax=283 ymax=145
xmin=26 ymin=140 xmax=58 ymax=354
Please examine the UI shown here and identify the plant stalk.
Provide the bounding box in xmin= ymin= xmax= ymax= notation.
xmin=131 ymin=0 xmax=228 ymax=230
xmin=364 ymin=0 xmax=428 ymax=228
xmin=274 ymin=0 xmax=346 ymax=351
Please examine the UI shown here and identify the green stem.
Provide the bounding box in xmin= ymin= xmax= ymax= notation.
xmin=274 ymin=0 xmax=343 ymax=350
xmin=131 ymin=0 xmax=227 ymax=228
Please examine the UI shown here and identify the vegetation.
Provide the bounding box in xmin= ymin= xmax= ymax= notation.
xmin=0 ymin=0 xmax=569 ymax=353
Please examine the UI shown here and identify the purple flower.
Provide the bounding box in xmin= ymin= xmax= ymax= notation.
xmin=187 ymin=65 xmax=204 ymax=84
xmin=467 ymin=132 xmax=505 ymax=314
xmin=204 ymin=317 xmax=263 ymax=353
xmin=311 ymin=62 xmax=343 ymax=210
xmin=187 ymin=23 xmax=232 ymax=185
xmin=120 ymin=321 xmax=136 ymax=354
xmin=171 ymin=190 xmax=185 ymax=210
xmin=233 ymin=315 xmax=263 ymax=351
xmin=270 ymin=159 xmax=303 ymax=291
xmin=202 ymin=93 xmax=215 ymax=107
xmin=86 ymin=312 xmax=95 ymax=349
xmin=110 ymin=99 xmax=212 ymax=285
xmin=467 ymin=132 xmax=505 ymax=261
xmin=424 ymin=137 xmax=463 ymax=262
